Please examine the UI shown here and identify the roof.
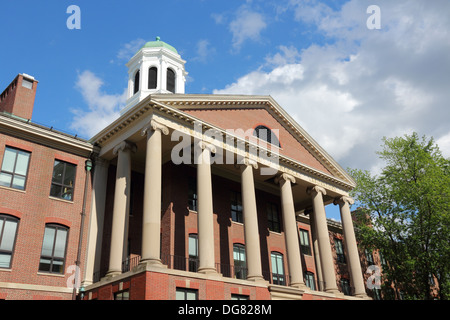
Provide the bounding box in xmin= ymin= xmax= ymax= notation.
xmin=140 ymin=37 xmax=178 ymax=54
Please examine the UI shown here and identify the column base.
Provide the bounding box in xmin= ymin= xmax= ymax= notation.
xmin=139 ymin=259 xmax=167 ymax=269
xmin=246 ymin=275 xmax=268 ymax=284
xmin=290 ymin=282 xmax=308 ymax=290
xmin=104 ymin=270 xmax=121 ymax=279
xmin=355 ymin=293 xmax=371 ymax=300
xmin=197 ymin=267 xmax=219 ymax=275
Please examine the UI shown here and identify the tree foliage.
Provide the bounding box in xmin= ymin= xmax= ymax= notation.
xmin=349 ymin=133 xmax=450 ymax=300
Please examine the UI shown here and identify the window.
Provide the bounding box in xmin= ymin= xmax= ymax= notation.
xmin=253 ymin=125 xmax=280 ymax=147
xmin=0 ymin=215 xmax=19 ymax=269
xmin=167 ymin=68 xmax=175 ymax=93
xmin=176 ymin=288 xmax=198 ymax=300
xmin=365 ymin=249 xmax=374 ymax=266
xmin=299 ymin=229 xmax=312 ymax=255
xmin=148 ymin=67 xmax=158 ymax=89
xmin=39 ymin=224 xmax=69 ymax=274
xmin=233 ymin=244 xmax=247 ymax=280
xmin=188 ymin=234 xmax=198 ymax=272
xmin=114 ymin=290 xmax=130 ymax=300
xmin=230 ymin=191 xmax=243 ymax=223
xmin=334 ymin=238 xmax=346 ymax=264
xmin=0 ymin=147 xmax=31 ymax=190
xmin=267 ymin=203 xmax=281 ymax=233
xmin=305 ymin=272 xmax=316 ymax=291
xmin=340 ymin=278 xmax=351 ymax=296
xmin=188 ymin=177 xmax=197 ymax=211
xmin=50 ymin=160 xmax=76 ymax=201
xmin=270 ymin=252 xmax=285 ymax=285
xmin=231 ymin=294 xmax=249 ymax=300
xmin=134 ymin=70 xmax=140 ymax=95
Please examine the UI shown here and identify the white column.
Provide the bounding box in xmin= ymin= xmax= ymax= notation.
xmin=276 ymin=173 xmax=306 ymax=288
xmin=140 ymin=120 xmax=169 ymax=266
xmin=196 ymin=141 xmax=217 ymax=274
xmin=240 ymin=158 xmax=264 ymax=282
xmin=82 ymin=157 xmax=109 ymax=286
xmin=106 ymin=141 xmax=136 ymax=277
xmin=308 ymin=186 xmax=339 ymax=294
xmin=335 ymin=196 xmax=369 ymax=298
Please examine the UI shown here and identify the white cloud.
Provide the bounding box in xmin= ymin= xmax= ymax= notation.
xmin=193 ymin=39 xmax=216 ymax=63
xmin=229 ymin=6 xmax=267 ymax=51
xmin=70 ymin=70 xmax=127 ymax=138
xmin=215 ymin=0 xmax=450 ymax=172
xmin=116 ymin=38 xmax=146 ymax=61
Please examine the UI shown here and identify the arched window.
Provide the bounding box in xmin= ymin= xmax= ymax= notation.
xmin=0 ymin=214 xmax=19 ymax=269
xmin=167 ymin=68 xmax=175 ymax=93
xmin=270 ymin=251 xmax=285 ymax=285
xmin=133 ymin=70 xmax=140 ymax=95
xmin=233 ymin=244 xmax=247 ymax=279
xmin=253 ymin=125 xmax=280 ymax=147
xmin=148 ymin=67 xmax=157 ymax=90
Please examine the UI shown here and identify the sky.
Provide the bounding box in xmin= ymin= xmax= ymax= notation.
xmin=1 ymin=0 xmax=449 ymax=221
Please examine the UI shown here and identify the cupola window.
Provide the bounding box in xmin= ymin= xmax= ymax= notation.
xmin=167 ymin=68 xmax=175 ymax=93
xmin=148 ymin=67 xmax=157 ymax=90
xmin=133 ymin=70 xmax=140 ymax=95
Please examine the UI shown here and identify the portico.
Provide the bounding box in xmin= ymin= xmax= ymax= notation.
xmin=81 ymin=93 xmax=368 ymax=300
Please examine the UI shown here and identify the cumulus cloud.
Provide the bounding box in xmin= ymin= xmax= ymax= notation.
xmin=115 ymin=38 xmax=146 ymax=62
xmin=229 ymin=6 xmax=267 ymax=51
xmin=215 ymin=0 xmax=450 ymax=172
xmin=193 ymin=39 xmax=216 ymax=63
xmin=70 ymin=70 xmax=127 ymax=138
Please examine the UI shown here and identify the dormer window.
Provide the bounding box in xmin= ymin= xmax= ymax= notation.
xmin=133 ymin=70 xmax=140 ymax=95
xmin=148 ymin=67 xmax=157 ymax=90
xmin=253 ymin=125 xmax=281 ymax=147
xmin=167 ymin=68 xmax=175 ymax=93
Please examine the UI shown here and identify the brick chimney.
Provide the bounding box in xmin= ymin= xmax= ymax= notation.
xmin=0 ymin=74 xmax=38 ymax=120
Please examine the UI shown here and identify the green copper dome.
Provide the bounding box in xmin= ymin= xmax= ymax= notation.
xmin=140 ymin=37 xmax=178 ymax=54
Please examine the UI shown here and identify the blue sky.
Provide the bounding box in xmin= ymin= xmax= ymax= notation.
xmin=2 ymin=0 xmax=450 ymax=221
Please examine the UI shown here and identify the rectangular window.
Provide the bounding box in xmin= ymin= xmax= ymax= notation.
xmin=50 ymin=160 xmax=76 ymax=201
xmin=334 ymin=238 xmax=346 ymax=264
xmin=231 ymin=294 xmax=249 ymax=300
xmin=271 ymin=252 xmax=285 ymax=285
xmin=0 ymin=215 xmax=19 ymax=269
xmin=365 ymin=249 xmax=374 ymax=265
xmin=340 ymin=278 xmax=351 ymax=296
xmin=299 ymin=229 xmax=312 ymax=255
xmin=0 ymin=147 xmax=31 ymax=190
xmin=176 ymin=288 xmax=198 ymax=300
xmin=305 ymin=272 xmax=316 ymax=291
xmin=267 ymin=203 xmax=281 ymax=233
xmin=114 ymin=290 xmax=130 ymax=300
xmin=188 ymin=177 xmax=197 ymax=211
xmin=230 ymin=191 xmax=243 ymax=223
xmin=188 ymin=234 xmax=198 ymax=272
xmin=39 ymin=224 xmax=68 ymax=274
xmin=233 ymin=244 xmax=247 ymax=280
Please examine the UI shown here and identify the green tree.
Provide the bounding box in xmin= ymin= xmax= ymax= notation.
xmin=349 ymin=133 xmax=450 ymax=300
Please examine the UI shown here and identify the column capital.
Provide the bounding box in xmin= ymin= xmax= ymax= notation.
xmin=141 ymin=119 xmax=169 ymax=137
xmin=93 ymin=156 xmax=110 ymax=169
xmin=197 ymin=140 xmax=217 ymax=154
xmin=113 ymin=141 xmax=137 ymax=155
xmin=307 ymin=185 xmax=327 ymax=196
xmin=275 ymin=173 xmax=296 ymax=185
xmin=238 ymin=157 xmax=258 ymax=170
xmin=333 ymin=196 xmax=354 ymax=206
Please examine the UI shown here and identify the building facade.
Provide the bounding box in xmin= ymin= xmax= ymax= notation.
xmin=1 ymin=39 xmax=375 ymax=300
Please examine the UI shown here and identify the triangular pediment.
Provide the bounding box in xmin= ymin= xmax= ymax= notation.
xmin=151 ymin=94 xmax=355 ymax=188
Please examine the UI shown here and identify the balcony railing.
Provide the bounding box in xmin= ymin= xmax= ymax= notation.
xmin=94 ymin=254 xmax=296 ymax=287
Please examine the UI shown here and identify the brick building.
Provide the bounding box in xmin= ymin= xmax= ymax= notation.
xmin=1 ymin=39 xmax=377 ymax=300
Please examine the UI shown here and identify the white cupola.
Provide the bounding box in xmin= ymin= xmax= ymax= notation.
xmin=122 ymin=37 xmax=187 ymax=114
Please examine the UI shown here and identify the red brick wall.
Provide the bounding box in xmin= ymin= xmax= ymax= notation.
xmin=183 ymin=108 xmax=331 ymax=175
xmin=0 ymin=133 xmax=92 ymax=300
